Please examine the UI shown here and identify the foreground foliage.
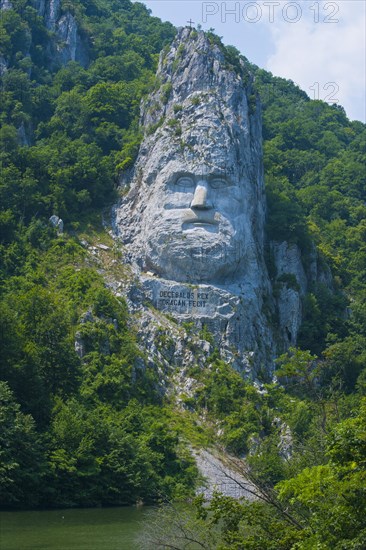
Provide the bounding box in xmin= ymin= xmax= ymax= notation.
xmin=0 ymin=233 xmax=197 ymax=507
xmin=142 ymin=398 xmax=366 ymax=549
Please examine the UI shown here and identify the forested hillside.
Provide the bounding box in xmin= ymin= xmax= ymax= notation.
xmin=1 ymin=1 xmax=366 ymax=547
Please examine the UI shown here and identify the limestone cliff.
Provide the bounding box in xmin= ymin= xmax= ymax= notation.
xmin=1 ymin=0 xmax=88 ymax=145
xmin=116 ymin=28 xmax=266 ymax=287
xmin=36 ymin=0 xmax=89 ymax=67
xmin=113 ymin=28 xmax=271 ymax=372
xmin=1 ymin=0 xmax=88 ymax=68
xmin=113 ymin=28 xmax=330 ymax=374
xmin=269 ymin=241 xmax=332 ymax=350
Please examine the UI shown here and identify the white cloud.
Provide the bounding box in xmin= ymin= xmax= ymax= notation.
xmin=264 ymin=0 xmax=366 ymax=121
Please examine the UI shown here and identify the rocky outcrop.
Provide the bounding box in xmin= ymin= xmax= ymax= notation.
xmin=0 ymin=56 xmax=7 ymax=76
xmin=113 ymin=28 xmax=333 ymax=374
xmin=51 ymin=5 xmax=89 ymax=67
xmin=3 ymin=0 xmax=90 ymax=68
xmin=31 ymin=0 xmax=46 ymax=17
xmin=16 ymin=122 xmax=31 ymax=146
xmin=271 ymin=242 xmax=308 ymax=295
xmin=269 ymin=240 xmax=333 ymax=349
xmin=55 ymin=12 xmax=78 ymax=65
xmin=194 ymin=449 xmax=256 ymax=500
xmin=0 ymin=0 xmax=12 ymax=10
xmin=114 ymin=28 xmax=274 ymax=373
xmin=44 ymin=0 xmax=60 ymax=30
xmin=270 ymin=241 xmax=307 ymax=348
xmin=49 ymin=214 xmax=64 ymax=234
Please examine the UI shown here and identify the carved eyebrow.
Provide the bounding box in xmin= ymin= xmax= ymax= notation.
xmin=213 ymin=173 xmax=236 ymax=186
xmin=207 ymin=174 xmax=233 ymax=187
xmin=197 ymin=172 xmax=230 ymax=181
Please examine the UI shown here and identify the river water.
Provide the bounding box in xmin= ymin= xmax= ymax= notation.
xmin=0 ymin=506 xmax=152 ymax=550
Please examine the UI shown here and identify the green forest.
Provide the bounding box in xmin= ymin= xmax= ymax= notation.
xmin=1 ymin=1 xmax=365 ymax=548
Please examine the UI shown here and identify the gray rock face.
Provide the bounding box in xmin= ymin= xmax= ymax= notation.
xmin=0 ymin=56 xmax=8 ymax=76
xmin=45 ymin=0 xmax=60 ymax=30
xmin=142 ymin=275 xmax=269 ymax=372
xmin=114 ymin=28 xmax=274 ymax=370
xmin=270 ymin=241 xmax=306 ymax=347
xmin=115 ymin=28 xmax=265 ymax=287
xmin=17 ymin=122 xmax=29 ymax=146
xmin=113 ymin=28 xmax=332 ymax=372
xmin=269 ymin=240 xmax=333 ymax=349
xmin=194 ymin=449 xmax=256 ymax=501
xmin=52 ymin=8 xmax=88 ymax=67
xmin=31 ymin=0 xmax=89 ymax=67
xmin=276 ymin=285 xmax=302 ymax=347
xmin=31 ymin=0 xmax=46 ymax=17
xmin=55 ymin=12 xmax=88 ymax=67
xmin=74 ymin=332 xmax=85 ymax=359
xmin=55 ymin=13 xmax=77 ymax=63
xmin=0 ymin=0 xmax=13 ymax=10
xmin=49 ymin=214 xmax=63 ymax=234
xmin=271 ymin=241 xmax=307 ymax=295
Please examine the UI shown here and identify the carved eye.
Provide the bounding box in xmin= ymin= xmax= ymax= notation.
xmin=210 ymin=178 xmax=228 ymax=189
xmin=175 ymin=176 xmax=195 ymax=188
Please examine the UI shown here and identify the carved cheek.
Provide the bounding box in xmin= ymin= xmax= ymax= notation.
xmin=214 ymin=197 xmax=242 ymax=218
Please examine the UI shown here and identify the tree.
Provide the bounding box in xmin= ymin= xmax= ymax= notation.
xmin=0 ymin=382 xmax=44 ymax=508
xmin=277 ymin=399 xmax=366 ymax=549
xmin=276 ymin=348 xmax=319 ymax=399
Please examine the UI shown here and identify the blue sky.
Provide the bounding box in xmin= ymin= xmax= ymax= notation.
xmin=138 ymin=1 xmax=366 ymax=123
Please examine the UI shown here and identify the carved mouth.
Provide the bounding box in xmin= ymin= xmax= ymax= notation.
xmin=184 ymin=219 xmax=218 ymax=226
xmin=182 ymin=217 xmax=219 ymax=233
xmin=182 ymin=211 xmax=219 ymax=226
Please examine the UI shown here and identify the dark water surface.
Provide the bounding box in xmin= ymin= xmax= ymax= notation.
xmin=0 ymin=506 xmax=150 ymax=550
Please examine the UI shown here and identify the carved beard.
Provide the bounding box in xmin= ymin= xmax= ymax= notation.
xmin=142 ymin=211 xmax=246 ymax=283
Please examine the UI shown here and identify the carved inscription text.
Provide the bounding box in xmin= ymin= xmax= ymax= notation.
xmin=158 ymin=289 xmax=210 ymax=309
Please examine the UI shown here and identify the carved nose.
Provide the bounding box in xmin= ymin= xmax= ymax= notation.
xmin=190 ymin=182 xmax=213 ymax=210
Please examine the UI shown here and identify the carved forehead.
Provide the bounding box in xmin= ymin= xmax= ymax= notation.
xmin=140 ymin=130 xmax=242 ymax=183
xmin=159 ymin=160 xmax=235 ymax=180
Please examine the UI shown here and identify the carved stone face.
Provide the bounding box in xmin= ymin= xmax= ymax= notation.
xmin=139 ymin=159 xmax=251 ymax=283
xmin=116 ymin=29 xmax=265 ymax=285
